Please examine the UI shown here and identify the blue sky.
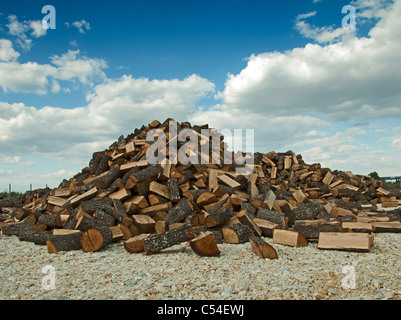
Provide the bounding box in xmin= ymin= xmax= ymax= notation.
xmin=1 ymin=0 xmax=401 ymax=192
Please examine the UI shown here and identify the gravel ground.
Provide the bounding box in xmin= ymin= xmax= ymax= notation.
xmin=1 ymin=232 xmax=401 ymax=301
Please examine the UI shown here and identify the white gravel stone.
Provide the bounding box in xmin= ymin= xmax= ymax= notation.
xmin=0 ymin=232 xmax=400 ymax=300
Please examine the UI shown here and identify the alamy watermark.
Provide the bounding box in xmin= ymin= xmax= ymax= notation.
xmin=42 ymin=5 xmax=56 ymax=30
xmin=41 ymin=265 xmax=56 ymax=291
xmin=341 ymin=264 xmax=357 ymax=289
xmin=342 ymin=5 xmax=356 ymax=30
xmin=146 ymin=121 xmax=255 ymax=175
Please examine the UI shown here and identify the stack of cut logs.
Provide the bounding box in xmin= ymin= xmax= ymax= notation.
xmin=1 ymin=119 xmax=401 ymax=258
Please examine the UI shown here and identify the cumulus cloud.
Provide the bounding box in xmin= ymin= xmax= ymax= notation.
xmin=6 ymin=15 xmax=47 ymax=51
xmin=0 ymin=50 xmax=107 ymax=94
xmin=66 ymin=20 xmax=91 ymax=34
xmin=0 ymin=39 xmax=19 ymax=61
xmin=219 ymin=0 xmax=401 ymax=122
xmin=0 ymin=75 xmax=215 ymax=162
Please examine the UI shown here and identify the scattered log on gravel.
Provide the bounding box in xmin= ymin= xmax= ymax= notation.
xmin=249 ymin=235 xmax=278 ymax=259
xmin=189 ymin=231 xmax=221 ymax=257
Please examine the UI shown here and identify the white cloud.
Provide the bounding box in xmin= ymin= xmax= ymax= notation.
xmin=0 ymin=74 xmax=215 ymax=162
xmin=0 ymin=39 xmax=19 ymax=61
xmin=0 ymin=50 xmax=107 ymax=94
xmin=6 ymin=15 xmax=47 ymax=51
xmin=30 ymin=20 xmax=47 ymax=38
xmin=66 ymin=20 xmax=91 ymax=34
xmin=295 ymin=11 xmax=355 ymax=44
xmin=220 ymin=0 xmax=401 ymax=122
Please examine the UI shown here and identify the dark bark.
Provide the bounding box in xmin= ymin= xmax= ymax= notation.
xmin=257 ymin=208 xmax=288 ymax=229
xmin=164 ymin=198 xmax=194 ymax=224
xmin=167 ymin=178 xmax=181 ymax=202
xmin=143 ymin=224 xmax=193 ymax=254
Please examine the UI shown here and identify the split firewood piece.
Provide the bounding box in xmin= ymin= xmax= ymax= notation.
xmin=318 ymin=232 xmax=374 ymax=252
xmin=46 ymin=230 xmax=83 ymax=253
xmin=118 ymin=223 xmax=133 ymax=240
xmin=292 ymin=219 xmax=342 ymax=240
xmin=70 ymin=187 xmax=98 ymax=207
xmin=155 ymin=220 xmax=168 ymax=234
xmin=124 ymin=234 xmax=151 ymax=253
xmin=189 ymin=231 xmax=221 ymax=257
xmin=222 ymin=223 xmax=253 ymax=244
xmin=204 ymin=208 xmax=234 ymax=228
xmin=111 ymin=199 xmax=133 ymax=227
xmin=47 ymin=196 xmax=69 ymax=208
xmin=109 ymin=188 xmax=131 ymax=201
xmin=167 ymin=178 xmax=181 ymax=202
xmin=109 ymin=226 xmax=124 ymax=242
xmin=93 ymin=166 xmax=121 ymax=190
xmin=37 ymin=213 xmax=64 ymax=229
xmin=131 ymin=215 xmax=156 ymax=233
xmin=240 ymin=202 xmax=256 ymax=220
xmin=341 ymin=222 xmax=375 ymax=233
xmin=143 ymin=224 xmax=193 ymax=254
xmin=292 ymin=189 xmax=307 ymax=203
xmin=261 ymin=190 xmax=276 ymax=210
xmin=235 ymin=210 xmax=262 ymax=236
xmin=257 ymin=208 xmax=288 ymax=229
xmin=149 ymin=181 xmax=170 ymax=199
xmin=253 ymin=218 xmax=278 ymax=237
xmin=331 ymin=206 xmax=357 ymax=218
xmin=217 ymin=174 xmax=241 ymax=190
xmin=249 ymin=235 xmax=278 ymax=259
xmin=164 ymin=198 xmax=194 ymax=224
xmin=273 ymin=229 xmax=308 ymax=247
xmin=138 ymin=202 xmax=172 ymax=217
xmin=371 ymin=221 xmax=401 ymax=233
xmin=196 ymin=192 xmax=218 ymax=208
xmin=130 ymin=165 xmax=164 ymax=183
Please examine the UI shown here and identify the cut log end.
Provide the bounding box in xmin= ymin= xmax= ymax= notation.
xmin=81 ymin=228 xmax=105 ymax=252
xmin=189 ymin=231 xmax=220 ymax=257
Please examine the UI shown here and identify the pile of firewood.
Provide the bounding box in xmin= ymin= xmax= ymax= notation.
xmin=1 ymin=119 xmax=401 ymax=258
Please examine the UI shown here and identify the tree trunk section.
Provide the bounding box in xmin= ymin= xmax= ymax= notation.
xmin=249 ymin=235 xmax=278 ymax=259
xmin=143 ymin=224 xmax=192 ymax=254
xmin=189 ymin=231 xmax=220 ymax=257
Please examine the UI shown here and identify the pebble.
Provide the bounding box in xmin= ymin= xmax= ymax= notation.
xmin=1 ymin=233 xmax=401 ymax=300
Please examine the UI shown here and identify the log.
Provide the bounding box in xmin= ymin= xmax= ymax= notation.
xmin=257 ymin=208 xmax=288 ymax=229
xmin=93 ymin=209 xmax=115 ymax=226
xmin=132 ymin=215 xmax=156 ymax=233
xmin=155 ymin=220 xmax=168 ymax=234
xmin=249 ymin=235 xmax=278 ymax=259
xmin=1 ymin=222 xmax=32 ymax=236
xmin=149 ymin=181 xmax=170 ymax=199
xmin=204 ymin=208 xmax=233 ymax=228
xmin=196 ymin=192 xmax=218 ymax=208
xmin=167 ymin=178 xmax=181 ymax=202
xmin=292 ymin=219 xmax=342 ymax=239
xmin=130 ymin=165 xmax=164 ymax=183
xmin=189 ymin=231 xmax=221 ymax=257
xmin=318 ymin=232 xmax=374 ymax=252
xmin=293 ymin=202 xmax=323 ymax=220
xmin=80 ymin=198 xmax=112 ymax=214
xmin=46 ymin=230 xmax=83 ymax=253
xmin=75 ymin=216 xmax=113 ymax=252
xmin=235 ymin=210 xmax=262 ymax=236
xmin=261 ymin=190 xmax=276 ymax=210
xmin=124 ymin=234 xmax=151 ymax=253
xmin=164 ymin=198 xmax=194 ymax=224
xmin=273 ymin=229 xmax=308 ymax=247
xmin=222 ymin=223 xmax=253 ymax=244
xmin=19 ymin=229 xmax=50 ymax=245
xmin=371 ymin=221 xmax=401 ymax=233
xmin=253 ymin=218 xmax=278 ymax=237
xmin=37 ymin=213 xmax=63 ymax=228
xmin=143 ymin=224 xmax=193 ymax=254
xmin=341 ymin=222 xmax=375 ymax=233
